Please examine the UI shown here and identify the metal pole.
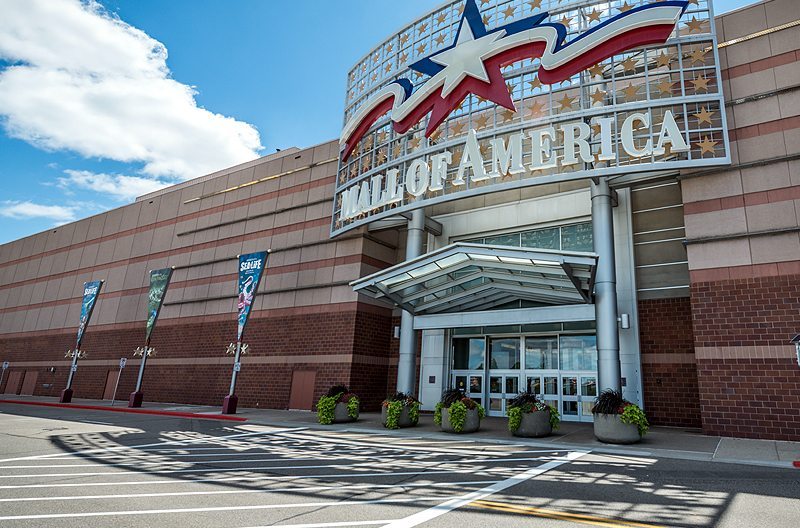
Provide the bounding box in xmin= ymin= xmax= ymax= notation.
xmin=110 ymin=368 xmax=123 ymax=407
xmin=397 ymin=209 xmax=426 ymax=395
xmin=65 ymin=351 xmax=79 ymax=391
xmin=133 ymin=346 xmax=148 ymax=394
xmin=0 ymin=368 xmax=6 ymax=391
xmin=229 ymin=341 xmax=242 ymax=396
xmin=591 ymin=177 xmax=622 ymax=394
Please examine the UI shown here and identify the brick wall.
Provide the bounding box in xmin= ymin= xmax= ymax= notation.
xmin=691 ymin=275 xmax=800 ymax=440
xmin=638 ymin=297 xmax=702 ymax=428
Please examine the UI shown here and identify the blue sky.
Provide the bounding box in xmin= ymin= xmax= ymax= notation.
xmin=0 ymin=0 xmax=752 ymax=243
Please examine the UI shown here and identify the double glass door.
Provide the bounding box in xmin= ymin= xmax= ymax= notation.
xmin=451 ymin=333 xmax=597 ymax=421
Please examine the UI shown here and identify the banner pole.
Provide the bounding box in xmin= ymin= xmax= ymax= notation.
xmin=229 ymin=341 xmax=242 ymax=396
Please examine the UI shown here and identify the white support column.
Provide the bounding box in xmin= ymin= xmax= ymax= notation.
xmin=396 ymin=209 xmax=425 ymax=395
xmin=591 ymin=178 xmax=622 ymax=393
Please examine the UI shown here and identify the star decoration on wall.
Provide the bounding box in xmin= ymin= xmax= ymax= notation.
xmin=400 ymin=34 xmax=409 ymax=45
xmin=392 ymin=143 xmax=402 ymax=158
xmin=528 ymin=76 xmax=542 ymax=89
xmin=694 ymin=106 xmax=715 ymax=125
xmin=618 ymin=2 xmax=633 ymax=13
xmin=656 ymin=79 xmax=676 ymax=95
xmin=527 ymin=100 xmax=546 ymax=118
xmin=620 ymin=57 xmax=638 ymax=73
xmin=435 ymin=34 xmax=446 ymax=45
xmin=474 ymin=113 xmax=490 ymax=129
xmin=692 ymin=75 xmax=711 ymax=92
xmin=418 ymin=22 xmax=429 ymax=35
xmin=621 ymin=83 xmax=639 ymax=99
xmin=501 ymin=108 xmax=515 ymax=122
xmin=558 ymin=93 xmax=576 ymax=109
xmin=586 ymin=8 xmax=603 ymax=23
xmin=655 ymin=51 xmax=673 ymax=68
xmin=482 ymin=13 xmax=492 ymax=25
xmin=450 ymin=121 xmax=466 ymax=135
xmin=528 ymin=0 xmax=542 ymax=9
xmin=685 ymin=16 xmax=705 ymax=33
xmin=503 ymin=5 xmax=516 ymax=19
xmin=436 ymin=12 xmax=447 ymax=25
xmin=590 ymin=89 xmax=606 ymax=104
xmin=588 ymin=63 xmax=605 ymax=77
xmin=409 ymin=136 xmax=421 ymax=150
xmin=689 ymin=48 xmax=708 ymax=65
xmin=696 ymin=136 xmax=718 ymax=155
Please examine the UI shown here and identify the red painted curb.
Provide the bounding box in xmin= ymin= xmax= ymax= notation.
xmin=793 ymin=461 xmax=800 ymax=468
xmin=0 ymin=399 xmax=247 ymax=422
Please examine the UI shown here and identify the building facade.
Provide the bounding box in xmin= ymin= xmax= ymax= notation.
xmin=1 ymin=0 xmax=799 ymax=441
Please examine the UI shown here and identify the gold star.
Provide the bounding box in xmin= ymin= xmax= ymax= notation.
xmin=385 ymin=63 xmax=392 ymax=73
xmin=377 ymin=149 xmax=387 ymax=163
xmin=689 ymin=48 xmax=707 ymax=65
xmin=696 ymin=136 xmax=718 ymax=155
xmin=501 ymin=108 xmax=515 ymax=122
xmin=399 ymin=52 xmax=408 ymax=64
xmin=591 ymin=123 xmax=602 ymax=136
xmin=451 ymin=149 xmax=462 ymax=166
xmin=386 ymin=43 xmax=394 ymax=53
xmin=685 ymin=16 xmax=704 ymax=33
xmin=418 ymin=22 xmax=428 ymax=35
xmin=479 ymin=143 xmax=489 ymax=158
xmin=480 ymin=0 xmax=490 ymax=4
xmin=694 ymin=106 xmax=715 ymax=125
xmin=558 ymin=93 xmax=575 ymax=109
xmin=656 ymin=79 xmax=676 ymax=95
xmin=588 ymin=63 xmax=605 ymax=77
xmin=371 ymin=73 xmax=377 ymax=82
xmin=457 ymin=4 xmax=464 ymax=15
xmin=373 ymin=54 xmax=380 ymax=63
xmin=688 ymin=0 xmax=699 ymax=4
xmin=450 ymin=121 xmax=465 ymax=135
xmin=590 ymin=89 xmax=606 ymax=104
xmin=474 ymin=114 xmax=490 ymax=129
xmin=528 ymin=0 xmax=542 ymax=10
xmin=527 ymin=100 xmax=546 ymax=118
xmin=378 ymin=131 xmax=387 ymax=143
xmin=392 ymin=143 xmax=402 ymax=158
xmin=506 ymin=81 xmax=515 ymax=94
xmin=692 ymin=75 xmax=711 ymax=92
xmin=561 ymin=15 xmax=573 ymax=27
xmin=409 ymin=136 xmax=421 ymax=150
xmin=528 ymin=76 xmax=542 ymax=90
xmin=416 ymin=43 xmax=426 ymax=55
xmin=655 ymin=51 xmax=673 ymax=68
xmin=400 ymin=34 xmax=409 ymax=45
xmin=620 ymin=57 xmax=637 ymax=73
xmin=436 ymin=12 xmax=446 ymax=25
xmin=503 ymin=5 xmax=515 ymax=19
xmin=435 ymin=34 xmax=445 ymax=45
xmin=586 ymin=8 xmax=602 ymax=23
xmin=618 ymin=2 xmax=633 ymax=13
xmin=622 ymin=83 xmax=639 ymax=99
xmin=482 ymin=13 xmax=492 ymax=25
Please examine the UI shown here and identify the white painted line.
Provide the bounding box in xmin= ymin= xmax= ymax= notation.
xmin=0 ymin=479 xmax=498 ymax=503
xmin=0 ymin=467 xmax=524 ymax=490
xmin=0 ymin=494 xmax=466 ymax=521
xmin=0 ymin=426 xmax=307 ymax=463
xmin=0 ymin=454 xmax=565 ymax=479
xmin=241 ymin=520 xmax=393 ymax=528
xmin=378 ymin=450 xmax=590 ymax=528
xmin=78 ymin=420 xmax=113 ymax=425
xmin=275 ymin=432 xmax=516 ymax=456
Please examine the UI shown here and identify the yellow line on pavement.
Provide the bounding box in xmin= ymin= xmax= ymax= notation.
xmin=470 ymin=500 xmax=665 ymax=528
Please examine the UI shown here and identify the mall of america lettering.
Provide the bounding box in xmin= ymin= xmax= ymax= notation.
xmin=340 ymin=110 xmax=687 ymax=220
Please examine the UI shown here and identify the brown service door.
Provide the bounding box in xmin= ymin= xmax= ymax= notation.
xmin=288 ymin=370 xmax=316 ymax=410
xmin=3 ymin=371 xmax=23 ymax=395
xmin=20 ymin=371 xmax=38 ymax=396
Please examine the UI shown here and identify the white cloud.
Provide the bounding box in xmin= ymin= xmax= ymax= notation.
xmin=58 ymin=169 xmax=174 ymax=201
xmin=0 ymin=0 xmax=264 ymax=180
xmin=0 ymin=201 xmax=78 ymax=223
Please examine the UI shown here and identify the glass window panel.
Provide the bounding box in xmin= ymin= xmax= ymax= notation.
xmin=489 ymin=338 xmax=521 ymax=369
xmin=563 ymin=400 xmax=578 ymax=415
xmin=505 ymin=376 xmax=519 ymax=394
xmin=563 ymin=320 xmax=596 ymax=331
xmin=527 ymin=377 xmax=541 ymax=394
xmin=581 ymin=401 xmax=594 ymax=416
xmin=544 ymin=376 xmax=558 ymax=395
xmin=453 ymin=338 xmax=485 ymax=369
xmin=469 ymin=376 xmax=482 ymax=394
xmin=455 ymin=376 xmax=467 ymax=391
xmin=562 ymin=377 xmax=578 ymax=396
xmin=521 ymin=227 xmax=559 ymax=249
xmin=483 ymin=233 xmax=521 ymax=247
xmin=484 ymin=325 xmax=520 ymax=334
xmin=559 ymin=335 xmax=598 ymax=371
xmin=561 ymin=222 xmax=593 ymax=251
xmin=490 ymin=376 xmax=502 ymax=393
xmin=490 ymin=398 xmax=503 ymax=411
xmin=521 ymin=322 xmax=562 ymax=333
xmin=582 ymin=377 xmax=597 ymax=397
xmin=525 ymin=336 xmax=559 ymax=370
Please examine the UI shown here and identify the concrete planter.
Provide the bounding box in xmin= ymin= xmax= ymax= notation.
xmin=381 ymin=404 xmax=416 ymax=428
xmin=440 ymin=407 xmax=481 ymax=433
xmin=593 ymin=413 xmax=641 ymax=444
xmin=332 ymin=401 xmax=358 ymax=423
xmin=512 ymin=409 xmax=552 ymax=438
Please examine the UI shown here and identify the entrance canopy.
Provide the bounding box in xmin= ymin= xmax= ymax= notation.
xmin=351 ymin=243 xmax=597 ymax=315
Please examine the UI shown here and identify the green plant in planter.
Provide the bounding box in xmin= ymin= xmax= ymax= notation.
xmin=506 ymin=391 xmax=560 ymax=433
xmin=592 ymin=389 xmax=649 ymax=436
xmin=382 ymin=392 xmax=420 ymax=429
xmin=434 ymin=389 xmax=485 ymax=433
xmin=316 ymin=384 xmax=359 ymax=425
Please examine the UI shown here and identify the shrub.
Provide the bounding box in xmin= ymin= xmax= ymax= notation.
xmin=317 ymin=385 xmax=359 ymax=425
xmin=434 ymin=389 xmax=485 ymax=433
xmin=591 ymin=388 xmax=649 ymax=436
xmin=382 ymin=392 xmax=420 ymax=429
xmin=506 ymin=391 xmax=560 ymax=432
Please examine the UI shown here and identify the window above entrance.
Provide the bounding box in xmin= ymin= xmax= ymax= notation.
xmin=351 ymin=242 xmax=597 ymax=315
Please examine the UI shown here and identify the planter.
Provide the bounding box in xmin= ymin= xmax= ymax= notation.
xmin=593 ymin=413 xmax=640 ymax=444
xmin=332 ymin=401 xmax=358 ymax=423
xmin=512 ymin=410 xmax=552 ymax=438
xmin=381 ymin=405 xmax=416 ymax=428
xmin=440 ymin=407 xmax=480 ymax=433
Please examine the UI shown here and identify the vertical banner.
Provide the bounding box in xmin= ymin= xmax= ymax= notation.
xmin=145 ymin=268 xmax=173 ymax=346
xmin=237 ymin=252 xmax=268 ymax=342
xmin=76 ymin=280 xmax=103 ymax=349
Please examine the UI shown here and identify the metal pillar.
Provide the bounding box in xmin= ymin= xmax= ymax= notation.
xmin=222 ymin=342 xmax=242 ymax=414
xmin=396 ymin=209 xmax=425 ymax=395
xmin=591 ymin=178 xmax=622 ymax=393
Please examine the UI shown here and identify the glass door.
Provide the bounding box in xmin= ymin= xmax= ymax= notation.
xmin=558 ymin=335 xmax=598 ymax=422
xmin=486 ymin=337 xmax=521 ymax=416
xmin=452 ymin=337 xmax=485 ymax=408
xmin=488 ymin=373 xmax=520 ymax=416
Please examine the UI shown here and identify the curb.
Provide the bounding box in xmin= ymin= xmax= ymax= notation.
xmin=0 ymin=399 xmax=247 ymax=422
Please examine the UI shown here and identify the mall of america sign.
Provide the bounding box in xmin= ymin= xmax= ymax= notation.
xmin=331 ymin=0 xmax=729 ymax=235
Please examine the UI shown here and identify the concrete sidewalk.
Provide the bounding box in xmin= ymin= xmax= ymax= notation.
xmin=2 ymin=394 xmax=799 ymax=469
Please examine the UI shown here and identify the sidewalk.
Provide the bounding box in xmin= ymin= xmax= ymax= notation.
xmin=2 ymin=395 xmax=799 ymax=469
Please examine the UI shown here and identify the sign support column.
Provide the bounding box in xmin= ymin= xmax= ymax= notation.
xmin=61 ymin=280 xmax=103 ymax=403
xmin=591 ymin=177 xmax=621 ymax=394
xmin=396 ymin=209 xmax=425 ymax=395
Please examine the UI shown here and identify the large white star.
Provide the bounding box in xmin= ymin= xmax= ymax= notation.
xmin=429 ymin=22 xmax=505 ymax=98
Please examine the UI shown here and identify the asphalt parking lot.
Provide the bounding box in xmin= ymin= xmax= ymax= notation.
xmin=0 ymin=404 xmax=798 ymax=528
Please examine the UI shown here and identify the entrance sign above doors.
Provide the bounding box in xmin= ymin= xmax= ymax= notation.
xmin=331 ymin=0 xmax=729 ymax=236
